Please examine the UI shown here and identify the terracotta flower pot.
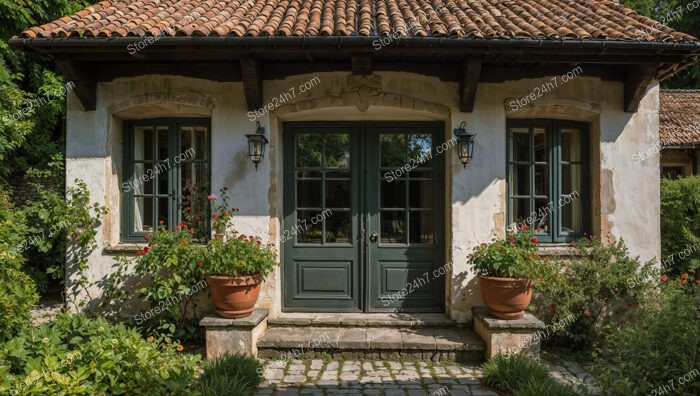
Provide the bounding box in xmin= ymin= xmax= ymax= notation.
xmin=206 ymin=274 xmax=263 ymax=319
xmin=478 ymin=274 xmax=535 ymax=320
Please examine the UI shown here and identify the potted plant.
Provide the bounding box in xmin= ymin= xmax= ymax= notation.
xmin=200 ymin=190 xmax=279 ymax=319
xmin=468 ymin=227 xmax=548 ymax=319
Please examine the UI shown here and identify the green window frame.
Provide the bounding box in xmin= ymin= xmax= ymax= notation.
xmin=121 ymin=118 xmax=211 ymax=242
xmin=506 ymin=119 xmax=590 ymax=243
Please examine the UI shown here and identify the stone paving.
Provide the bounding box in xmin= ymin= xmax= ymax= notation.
xmin=255 ymin=355 xmax=599 ymax=395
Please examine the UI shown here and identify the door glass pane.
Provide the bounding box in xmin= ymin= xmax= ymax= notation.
xmin=297 ymin=211 xmax=323 ymax=243
xmin=325 ymin=180 xmax=350 ymax=208
xmin=381 ymin=179 xmax=406 ymax=208
xmin=511 ymin=165 xmax=530 ymax=196
xmin=408 ymin=134 xmax=433 ymax=168
xmin=296 ymin=134 xmax=323 ymax=167
xmin=157 ymin=127 xmax=169 ymax=160
xmin=510 ymin=128 xmax=529 ymax=162
xmin=325 ymin=134 xmax=350 ymax=168
xmin=561 ymin=129 xmax=581 ymax=162
xmin=409 ymin=211 xmax=434 ymax=244
xmin=533 ymin=128 xmax=547 ymax=163
xmin=380 ymin=134 xmax=406 ymax=167
xmin=409 ymin=180 xmax=432 ymax=208
xmin=381 ymin=211 xmax=406 ymax=244
xmin=134 ymin=127 xmax=154 ymax=161
xmin=534 ymin=165 xmax=548 ymax=196
xmin=133 ymin=197 xmax=153 ymax=232
xmin=297 ymin=180 xmax=322 ymax=208
xmin=326 ymin=211 xmax=351 ymax=243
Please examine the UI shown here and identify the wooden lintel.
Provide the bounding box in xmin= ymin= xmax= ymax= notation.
xmin=351 ymin=54 xmax=372 ymax=75
xmin=624 ymin=64 xmax=657 ymax=112
xmin=54 ymin=59 xmax=96 ymax=111
xmin=240 ymin=58 xmax=263 ymax=111
xmin=459 ymin=57 xmax=482 ymax=112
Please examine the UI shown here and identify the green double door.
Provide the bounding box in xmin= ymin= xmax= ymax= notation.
xmin=283 ymin=122 xmax=445 ymax=312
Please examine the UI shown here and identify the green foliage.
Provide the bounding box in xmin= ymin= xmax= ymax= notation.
xmin=468 ymin=228 xmax=551 ymax=279
xmin=0 ymin=312 xmax=200 ymax=395
xmin=660 ymin=176 xmax=700 ymax=277
xmin=0 ymin=193 xmax=28 ymax=268
xmin=534 ymin=237 xmax=656 ymax=350
xmin=204 ymin=234 xmax=279 ymax=278
xmin=199 ymin=354 xmax=262 ymax=396
xmin=0 ymin=266 xmax=39 ymax=342
xmin=482 ymin=354 xmax=575 ymax=396
xmin=594 ymin=277 xmax=700 ymax=395
xmin=206 ymin=188 xmax=236 ymax=233
xmin=107 ymin=223 xmax=207 ymax=341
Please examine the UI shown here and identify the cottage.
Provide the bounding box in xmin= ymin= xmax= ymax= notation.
xmin=11 ymin=0 xmax=699 ymax=339
xmin=659 ymin=89 xmax=700 ymax=178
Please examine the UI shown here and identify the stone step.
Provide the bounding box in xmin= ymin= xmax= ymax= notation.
xmin=257 ymin=326 xmax=486 ymax=363
xmin=267 ymin=313 xmax=457 ymax=328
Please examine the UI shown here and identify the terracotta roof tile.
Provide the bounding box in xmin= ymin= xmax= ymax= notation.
xmin=660 ymin=90 xmax=700 ymax=146
xmin=17 ymin=0 xmax=698 ymax=42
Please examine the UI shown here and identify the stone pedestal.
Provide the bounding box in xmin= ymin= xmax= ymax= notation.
xmin=199 ymin=308 xmax=268 ymax=360
xmin=472 ymin=307 xmax=546 ymax=359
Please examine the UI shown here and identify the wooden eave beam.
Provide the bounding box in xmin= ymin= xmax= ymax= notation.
xmin=240 ymin=58 xmax=263 ymax=111
xmin=459 ymin=57 xmax=481 ymax=112
xmin=624 ymin=64 xmax=658 ymax=112
xmin=351 ymin=54 xmax=372 ymax=75
xmin=54 ymin=58 xmax=96 ymax=111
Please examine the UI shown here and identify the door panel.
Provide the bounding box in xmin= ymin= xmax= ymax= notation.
xmin=283 ymin=122 xmax=444 ymax=312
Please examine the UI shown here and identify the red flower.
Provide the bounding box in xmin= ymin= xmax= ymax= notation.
xmin=522 ymin=225 xmax=529 ymax=230
xmin=550 ymin=303 xmax=556 ymax=311
xmin=143 ymin=247 xmax=149 ymax=254
xmin=584 ymin=310 xmax=590 ymax=317
xmin=480 ymin=243 xmax=487 ymax=246
xmin=680 ymin=279 xmax=686 ymax=285
xmin=661 ymin=274 xmax=668 ymax=282
xmin=530 ymin=238 xmax=538 ymax=244
xmin=136 ymin=250 xmax=143 ymax=256
xmin=159 ymin=220 xmax=165 ymax=225
xmin=223 ymin=187 xmax=228 ymax=191
xmin=508 ymin=237 xmax=515 ymax=242
xmin=194 ymin=216 xmax=201 ymax=221
xmin=212 ymin=214 xmax=218 ymax=220
xmin=238 ymin=235 xmax=246 ymax=240
xmin=682 ymin=273 xmax=688 ymax=279
xmin=223 ymin=211 xmax=229 ymax=216
xmin=174 ymin=226 xmax=180 ymax=231
xmin=179 ymin=221 xmax=185 ymax=227
xmin=144 ymin=236 xmax=149 ymax=241
xmin=248 ymin=235 xmax=255 ymax=239
xmin=613 ymin=287 xmax=618 ymax=293
xmin=539 ymin=277 xmax=544 ymax=282
xmin=198 ymin=262 xmax=203 ymax=267
xmin=189 ymin=229 xmax=195 ymax=235
xmin=696 ymin=280 xmax=700 ymax=285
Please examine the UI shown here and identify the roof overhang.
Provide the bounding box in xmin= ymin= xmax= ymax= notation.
xmin=10 ymin=36 xmax=700 ymax=113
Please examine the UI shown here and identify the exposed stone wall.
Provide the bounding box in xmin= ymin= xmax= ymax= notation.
xmin=7 ymin=176 xmax=63 ymax=207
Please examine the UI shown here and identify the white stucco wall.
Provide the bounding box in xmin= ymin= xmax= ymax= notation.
xmin=65 ymin=70 xmax=660 ymax=322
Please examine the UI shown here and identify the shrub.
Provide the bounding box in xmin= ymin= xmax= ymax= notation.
xmin=660 ymin=176 xmax=700 ymax=277
xmin=203 ymin=234 xmax=278 ymax=278
xmin=0 ymin=266 xmax=39 ymax=342
xmin=199 ymin=354 xmax=262 ymax=396
xmin=469 ymin=228 xmax=551 ymax=279
xmin=0 ymin=313 xmax=200 ymax=395
xmin=481 ymin=354 xmax=575 ymax=395
xmin=595 ymin=277 xmax=700 ymax=396
xmin=533 ymin=237 xmax=656 ymax=350
xmin=0 ymin=193 xmax=28 ymax=269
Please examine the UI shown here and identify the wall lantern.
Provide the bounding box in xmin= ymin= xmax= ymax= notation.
xmin=245 ymin=122 xmax=269 ymax=170
xmin=453 ymin=121 xmax=475 ymax=168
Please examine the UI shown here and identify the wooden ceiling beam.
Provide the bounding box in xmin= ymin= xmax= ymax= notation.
xmin=459 ymin=57 xmax=482 ymax=112
xmin=351 ymin=54 xmax=372 ymax=75
xmin=240 ymin=58 xmax=263 ymax=111
xmin=54 ymin=58 xmax=96 ymax=111
xmin=624 ymin=64 xmax=658 ymax=112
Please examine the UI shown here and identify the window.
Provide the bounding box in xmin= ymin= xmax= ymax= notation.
xmin=122 ymin=118 xmax=210 ymax=241
xmin=661 ymin=166 xmax=684 ymax=179
xmin=507 ymin=119 xmax=590 ymax=242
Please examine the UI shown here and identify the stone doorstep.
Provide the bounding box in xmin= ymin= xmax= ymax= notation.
xmin=267 ymin=312 xmax=457 ymax=328
xmin=257 ymin=327 xmax=485 ymax=352
xmin=199 ymin=308 xmax=269 ymax=329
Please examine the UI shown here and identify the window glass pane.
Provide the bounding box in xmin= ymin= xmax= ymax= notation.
xmin=534 ymin=165 xmax=548 ymax=196
xmin=297 ymin=211 xmax=322 ymax=243
xmin=158 ymin=197 xmax=169 ymax=226
xmin=296 ymin=134 xmax=322 ymax=167
xmin=158 ymin=169 xmax=169 ymax=195
xmin=381 ymin=179 xmax=406 ymax=208
xmin=561 ymin=129 xmax=581 ymax=162
xmin=325 ymin=134 xmax=350 ymax=168
xmin=534 ymin=198 xmax=550 ymax=234
xmin=561 ymin=164 xmax=581 ymax=196
xmin=134 ymin=127 xmax=154 ymax=160
xmin=297 ymin=180 xmax=322 ymax=208
xmin=325 ymin=179 xmax=350 ymax=208
xmin=381 ymin=134 xmax=406 ymax=168
xmin=326 ymin=211 xmax=351 ymax=244
xmin=296 ymin=170 xmax=322 ymax=178
xmin=510 ymin=198 xmax=530 ymax=228
xmin=409 ymin=180 xmax=433 ymax=208
xmin=409 ymin=211 xmax=434 ymax=244
xmin=133 ymin=197 xmax=153 ymax=232
xmin=180 ymin=126 xmax=193 ymax=158
xmin=381 ymin=211 xmax=406 ymax=244
xmin=195 ymin=127 xmax=208 ymax=160
xmin=510 ymin=165 xmax=530 ymax=196
xmin=132 ymin=163 xmax=153 ymax=195
xmin=157 ymin=127 xmax=169 ymax=160
xmin=182 ymin=163 xmax=209 ymax=235
xmin=561 ymin=196 xmax=583 ymax=234
xmin=408 ymin=134 xmax=433 ymax=168
xmin=534 ymin=128 xmax=547 ymax=163
xmin=326 ymin=170 xmax=350 ymax=178
xmin=510 ymin=128 xmax=529 ymax=162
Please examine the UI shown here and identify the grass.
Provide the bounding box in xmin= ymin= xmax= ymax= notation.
xmin=482 ymin=354 xmax=577 ymax=396
xmin=199 ymin=353 xmax=263 ymax=396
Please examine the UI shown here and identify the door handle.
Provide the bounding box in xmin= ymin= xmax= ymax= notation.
xmin=369 ymin=231 xmax=379 ymax=243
